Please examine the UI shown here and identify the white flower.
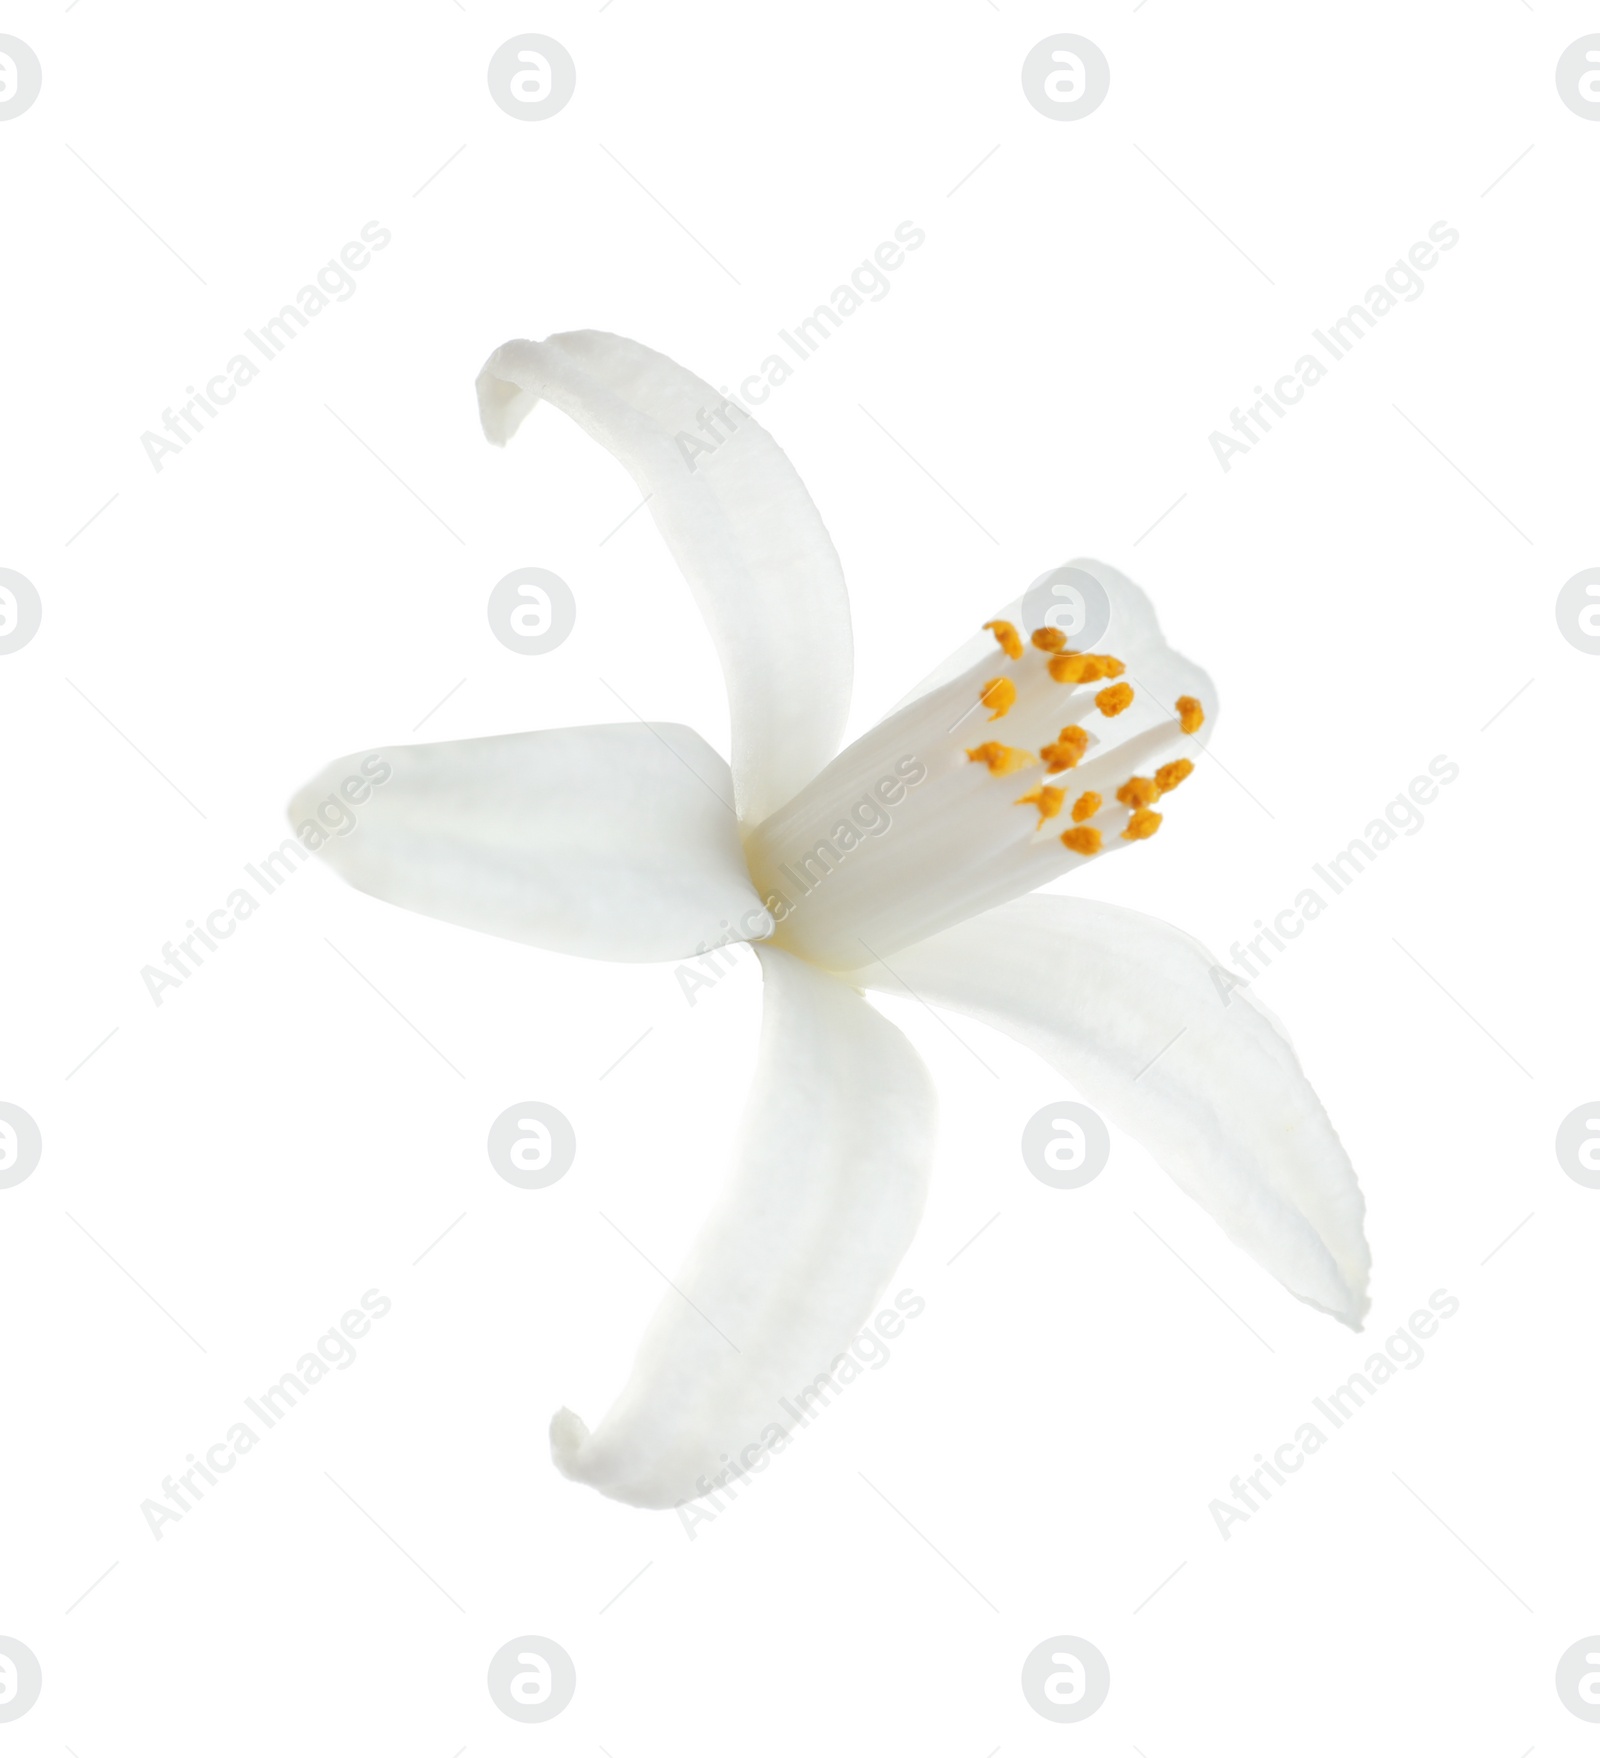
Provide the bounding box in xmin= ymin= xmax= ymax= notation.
xmin=292 ymin=330 xmax=1370 ymax=1510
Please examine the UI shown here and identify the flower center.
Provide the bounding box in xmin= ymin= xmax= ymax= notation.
xmin=743 ymin=618 xmax=1208 ymax=970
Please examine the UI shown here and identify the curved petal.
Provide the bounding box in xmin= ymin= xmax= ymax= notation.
xmin=551 ymin=947 xmax=936 ymax=1507
xmin=288 ymin=723 xmax=767 ymax=963
xmin=477 ymin=331 xmax=853 ymax=823
xmin=850 ymin=895 xmax=1370 ymax=1325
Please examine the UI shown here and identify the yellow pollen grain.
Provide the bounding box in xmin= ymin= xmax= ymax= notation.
xmin=1121 ymin=807 xmax=1163 ymax=841
xmin=1015 ymin=784 xmax=1065 ymax=828
xmin=1049 ymin=652 xmax=1125 ymax=685
xmin=1071 ymin=790 xmax=1101 ymax=823
xmin=1040 ymin=725 xmax=1090 ymax=772
xmin=966 ymin=741 xmax=1035 ymax=776
xmin=983 ymin=619 xmax=1023 ymax=661
xmin=1030 ymin=627 xmax=1067 ymax=653
xmin=979 ymin=676 xmax=1017 ymax=719
xmin=1176 ymin=695 xmax=1205 ymax=735
xmin=1060 ymin=825 xmax=1102 ymax=856
xmin=1096 ymin=681 xmax=1134 ymax=717
xmin=1116 ymin=775 xmax=1159 ymax=809
xmin=1155 ymin=758 xmax=1194 ymax=794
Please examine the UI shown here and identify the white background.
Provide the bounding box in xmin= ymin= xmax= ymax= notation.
xmin=3 ymin=3 xmax=1598 ymax=1751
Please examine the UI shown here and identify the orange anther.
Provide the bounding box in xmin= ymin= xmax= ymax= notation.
xmin=1048 ymin=652 xmax=1125 ymax=685
xmin=966 ymin=741 xmax=1036 ymax=776
xmin=1060 ymin=826 xmax=1102 ymax=856
xmin=979 ymin=676 xmax=1017 ymax=720
xmin=1121 ymin=808 xmax=1163 ymax=841
xmin=983 ymin=620 xmax=1023 ymax=661
xmin=1096 ymin=682 xmax=1134 ymax=717
xmin=1030 ymin=627 xmax=1067 ymax=653
xmin=1040 ymin=725 xmax=1090 ymax=772
xmin=1155 ymin=758 xmax=1194 ymax=794
xmin=1175 ymin=695 xmax=1205 ymax=735
xmin=1014 ymin=784 xmax=1065 ymax=828
xmin=1071 ymin=790 xmax=1101 ymax=823
xmin=1116 ymin=775 xmax=1159 ymax=809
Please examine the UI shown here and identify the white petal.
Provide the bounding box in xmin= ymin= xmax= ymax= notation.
xmin=477 ymin=331 xmax=853 ymax=822
xmin=851 ymin=895 xmax=1370 ymax=1325
xmin=288 ymin=723 xmax=767 ymax=963
xmin=551 ymin=947 xmax=936 ymax=1507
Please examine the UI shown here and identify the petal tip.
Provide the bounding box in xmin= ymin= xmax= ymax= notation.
xmin=549 ymin=1406 xmax=591 ymax=1478
xmin=1312 ymin=1274 xmax=1370 ymax=1332
xmin=475 ymin=341 xmax=541 ymax=446
xmin=285 ymin=769 xmax=332 ymax=849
